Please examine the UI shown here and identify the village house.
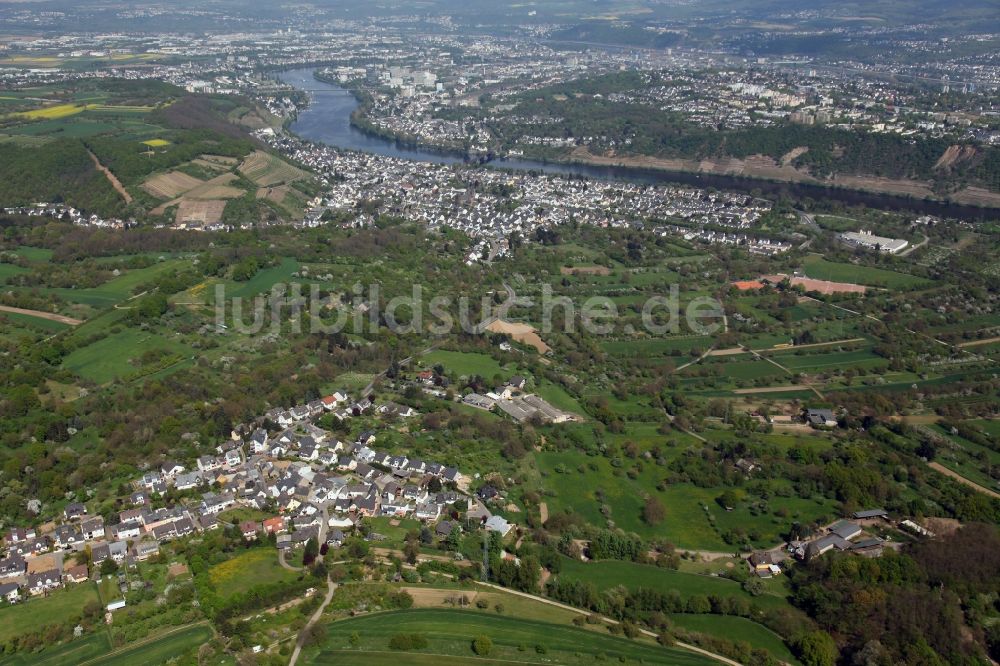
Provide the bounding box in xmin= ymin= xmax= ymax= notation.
xmin=64 ymin=502 xmax=87 ymax=521
xmin=110 ymin=520 xmax=142 ymax=541
xmin=54 ymin=524 xmax=83 ymax=549
xmin=747 ymin=551 xmax=784 ymax=578
xmin=80 ymin=516 xmax=106 ymax=541
xmin=27 ymin=570 xmax=62 ymax=596
xmin=133 ymin=541 xmax=160 ymax=562
xmin=197 ymin=455 xmax=223 ymax=472
xmin=484 ymin=515 xmax=513 ymax=537
xmin=263 ymin=516 xmax=287 ymax=534
xmin=241 ymin=521 xmax=260 ymax=540
xmin=0 ymin=555 xmax=26 ymax=579
xmin=64 ymin=564 xmax=90 ymax=584
xmin=160 ymin=461 xmax=186 ymax=478
xmin=805 ymin=408 xmax=838 ymax=428
xmin=174 ymin=471 xmax=203 ymax=491
xmin=5 ymin=527 xmax=36 ymax=544
xmin=0 ymin=582 xmax=21 ymax=604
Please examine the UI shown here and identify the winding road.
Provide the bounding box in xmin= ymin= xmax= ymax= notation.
xmin=288 ymin=577 xmax=338 ymax=666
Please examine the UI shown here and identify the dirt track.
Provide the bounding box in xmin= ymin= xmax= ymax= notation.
xmin=958 ymin=336 xmax=1000 ymax=348
xmin=733 ymin=384 xmax=811 ymax=394
xmin=0 ymin=304 xmax=83 ymax=325
xmin=88 ymin=150 xmax=132 ymax=204
xmin=928 ymin=462 xmax=1000 ymax=499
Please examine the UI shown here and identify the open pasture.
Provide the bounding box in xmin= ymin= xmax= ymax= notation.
xmin=208 ymin=548 xmax=300 ymax=600
xmin=801 ymin=255 xmax=929 ymax=289
xmin=306 ymin=608 xmax=716 ymax=665
xmin=0 ymin=583 xmax=98 ymax=645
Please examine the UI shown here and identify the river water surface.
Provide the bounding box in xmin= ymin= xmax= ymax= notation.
xmin=278 ymin=68 xmax=998 ymax=220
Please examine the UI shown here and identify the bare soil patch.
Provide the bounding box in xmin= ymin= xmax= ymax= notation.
xmin=168 ymin=562 xmax=189 ymax=577
xmin=780 ymin=146 xmax=809 ymax=166
xmin=761 ymin=274 xmax=866 ymax=295
xmin=143 ymin=171 xmax=204 ymax=199
xmin=88 ymin=150 xmax=132 ymax=204
xmin=933 ymin=144 xmax=977 ymax=171
xmin=486 ymin=319 xmax=551 ymax=354
xmin=958 ymin=336 xmax=1000 ymax=348
xmin=402 ymin=587 xmax=479 ymax=607
xmin=174 ymin=199 xmax=227 ymax=228
xmin=257 ymin=184 xmax=291 ymax=205
xmin=560 ymin=265 xmax=610 ymax=276
xmin=950 ymin=187 xmax=1000 ymax=207
xmin=0 ymin=304 xmax=82 ymax=325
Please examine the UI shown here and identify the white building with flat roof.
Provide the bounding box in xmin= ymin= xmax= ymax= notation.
xmin=839 ymin=230 xmax=909 ymax=254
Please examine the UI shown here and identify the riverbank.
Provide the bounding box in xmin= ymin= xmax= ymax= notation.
xmin=563 ymin=146 xmax=1000 ymax=209
xmin=278 ymin=67 xmax=1000 ymax=221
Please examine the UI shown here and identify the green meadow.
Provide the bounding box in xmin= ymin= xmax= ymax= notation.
xmin=801 ymin=255 xmax=929 ymax=289
xmin=63 ymin=329 xmax=192 ymax=383
xmin=305 ymin=608 xmax=717 ymax=665
xmin=537 ymin=448 xmax=837 ymax=550
xmin=669 ymin=614 xmax=798 ymax=663
xmin=0 ymin=583 xmax=99 ymax=645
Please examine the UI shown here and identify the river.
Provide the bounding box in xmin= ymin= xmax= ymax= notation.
xmin=279 ymin=68 xmax=999 ymax=221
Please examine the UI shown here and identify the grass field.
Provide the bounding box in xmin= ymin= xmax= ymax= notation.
xmin=304 ymin=609 xmax=716 ymax=665
xmin=0 ymin=264 xmax=28 ymax=282
xmin=207 ymin=548 xmax=300 ymax=599
xmin=0 ymin=632 xmax=112 ymax=666
xmin=669 ymin=614 xmax=797 ymax=663
xmin=62 ymin=329 xmax=192 ymax=384
xmin=83 ymin=624 xmax=213 ymax=666
xmin=601 ymin=336 xmax=712 ymax=357
xmin=421 ymin=350 xmax=513 ymax=379
xmin=0 ymin=583 xmax=99 ymax=644
xmin=36 ymin=259 xmax=188 ymax=309
xmin=0 ymin=310 xmax=71 ymax=332
xmin=142 ymin=139 xmax=171 ymax=147
xmin=226 ymin=257 xmax=301 ymax=299
xmin=556 ymin=559 xmax=791 ymax=612
xmin=537 ymin=449 xmax=836 ymax=550
xmin=14 ymin=247 xmax=53 ymax=262
xmin=801 ymin=255 xmax=929 ymax=289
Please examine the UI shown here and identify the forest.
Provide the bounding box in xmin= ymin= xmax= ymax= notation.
xmin=493 ymin=95 xmax=1000 ymax=193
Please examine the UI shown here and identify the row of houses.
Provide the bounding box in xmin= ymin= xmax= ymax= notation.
xmin=0 ymin=389 xmax=486 ymax=599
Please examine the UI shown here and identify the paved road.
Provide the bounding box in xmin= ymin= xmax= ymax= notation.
xmin=898 ymin=233 xmax=929 ymax=257
xmin=278 ymin=549 xmax=302 ymax=572
xmin=474 ymin=281 xmax=517 ymax=333
xmin=288 ymin=577 xmax=338 ymax=666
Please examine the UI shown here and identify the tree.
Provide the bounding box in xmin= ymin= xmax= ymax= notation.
xmin=472 ymin=635 xmax=493 ymax=656
xmin=100 ymin=558 xmax=118 ymax=576
xmin=303 ymin=538 xmax=319 ymax=567
xmin=796 ymin=631 xmax=838 ymax=666
xmin=403 ymin=538 xmax=420 ymax=565
xmin=642 ymin=496 xmax=666 ymax=526
xmin=742 ymin=577 xmax=765 ymax=596
xmin=716 ymin=489 xmax=742 ymax=510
